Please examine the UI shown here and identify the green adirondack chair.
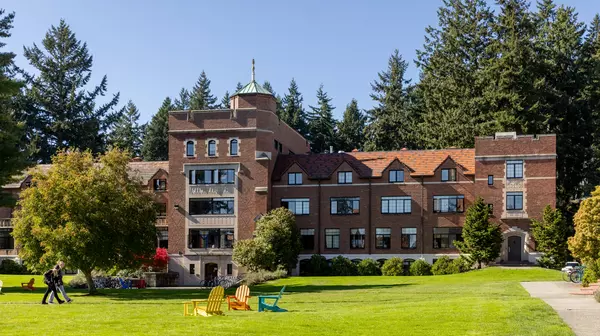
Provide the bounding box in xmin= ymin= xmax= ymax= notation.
xmin=258 ymin=286 xmax=287 ymax=312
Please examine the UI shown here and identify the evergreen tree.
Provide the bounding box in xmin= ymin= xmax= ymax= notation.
xmin=108 ymin=100 xmax=143 ymax=157
xmin=189 ymin=71 xmax=217 ymax=110
xmin=416 ymin=0 xmax=496 ymax=149
xmin=531 ymin=205 xmax=570 ymax=269
xmin=263 ymin=80 xmax=284 ymax=119
xmin=337 ymin=99 xmax=366 ymax=152
xmin=235 ymin=82 xmax=243 ymax=92
xmin=0 ymin=9 xmax=31 ymax=206
xmin=173 ymin=88 xmax=190 ymax=110
xmin=364 ymin=50 xmax=420 ymax=151
xmin=307 ymin=84 xmax=336 ymax=153
xmin=141 ymin=97 xmax=172 ymax=161
xmin=262 ymin=81 xmax=274 ymax=94
xmin=454 ymin=197 xmax=503 ymax=269
xmin=18 ymin=19 xmax=120 ymax=163
xmin=281 ymin=78 xmax=308 ymax=136
xmin=219 ymin=91 xmax=230 ymax=109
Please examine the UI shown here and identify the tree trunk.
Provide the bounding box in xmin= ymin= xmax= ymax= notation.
xmin=477 ymin=261 xmax=482 ymax=269
xmin=84 ymin=270 xmax=97 ymax=294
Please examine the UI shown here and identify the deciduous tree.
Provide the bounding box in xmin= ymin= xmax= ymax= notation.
xmin=568 ymin=187 xmax=600 ymax=263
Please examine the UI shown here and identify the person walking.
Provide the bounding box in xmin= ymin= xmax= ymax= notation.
xmin=49 ymin=261 xmax=72 ymax=304
xmin=41 ymin=267 xmax=64 ymax=305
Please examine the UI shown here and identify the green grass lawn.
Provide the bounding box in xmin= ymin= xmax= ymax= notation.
xmin=0 ymin=268 xmax=573 ymax=336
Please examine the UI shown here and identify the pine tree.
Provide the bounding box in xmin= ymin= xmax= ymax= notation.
xmin=189 ymin=71 xmax=217 ymax=110
xmin=454 ymin=197 xmax=503 ymax=269
xmin=0 ymin=9 xmax=31 ymax=206
xmin=416 ymin=0 xmax=496 ymax=149
xmin=141 ymin=97 xmax=172 ymax=161
xmin=108 ymin=100 xmax=143 ymax=157
xmin=220 ymin=91 xmax=230 ymax=109
xmin=307 ymin=85 xmax=336 ymax=153
xmin=262 ymin=81 xmax=274 ymax=94
xmin=18 ymin=19 xmax=120 ymax=163
xmin=364 ymin=50 xmax=420 ymax=151
xmin=281 ymin=78 xmax=308 ymax=136
xmin=337 ymin=99 xmax=366 ymax=152
xmin=173 ymin=88 xmax=190 ymax=110
xmin=531 ymin=205 xmax=570 ymax=269
xmin=235 ymin=82 xmax=243 ymax=92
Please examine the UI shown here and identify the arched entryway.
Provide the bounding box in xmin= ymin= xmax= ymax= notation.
xmin=205 ymin=263 xmax=218 ymax=281
xmin=507 ymin=236 xmax=522 ymax=262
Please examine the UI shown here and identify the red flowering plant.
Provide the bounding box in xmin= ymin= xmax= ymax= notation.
xmin=142 ymin=248 xmax=169 ymax=272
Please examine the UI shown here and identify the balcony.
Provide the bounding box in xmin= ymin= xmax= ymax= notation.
xmin=156 ymin=217 xmax=168 ymax=227
xmin=189 ymin=184 xmax=235 ymax=196
xmin=502 ymin=210 xmax=528 ymax=220
xmin=0 ymin=248 xmax=18 ymax=256
xmin=0 ymin=219 xmax=12 ymax=228
xmin=188 ymin=214 xmax=236 ymax=227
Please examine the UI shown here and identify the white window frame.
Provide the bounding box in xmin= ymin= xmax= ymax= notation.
xmin=389 ymin=170 xmax=404 ymax=183
xmin=288 ymin=172 xmax=303 ymax=185
xmin=381 ymin=196 xmax=412 ymax=214
xmin=337 ymin=171 xmax=352 ymax=184
xmin=281 ymin=198 xmax=310 ymax=215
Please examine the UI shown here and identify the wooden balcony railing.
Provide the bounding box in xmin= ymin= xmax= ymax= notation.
xmin=0 ymin=218 xmax=12 ymax=228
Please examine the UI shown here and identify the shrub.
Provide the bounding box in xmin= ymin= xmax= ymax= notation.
xmin=358 ymin=259 xmax=381 ymax=276
xmin=308 ymin=254 xmax=330 ymax=276
xmin=595 ymin=289 xmax=600 ymax=303
xmin=582 ymin=268 xmax=597 ymax=287
xmin=452 ymin=256 xmax=473 ymax=273
xmin=0 ymin=259 xmax=31 ymax=274
xmin=410 ymin=259 xmax=432 ymax=276
xmin=431 ymin=256 xmax=459 ymax=275
xmin=242 ymin=268 xmax=288 ymax=286
xmin=69 ymin=272 xmax=88 ymax=289
xmin=381 ymin=257 xmax=404 ymax=276
xmin=331 ymin=256 xmax=358 ymax=276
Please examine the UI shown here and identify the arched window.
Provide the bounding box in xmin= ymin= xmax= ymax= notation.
xmin=208 ymin=140 xmax=217 ymax=157
xmin=230 ymin=139 xmax=238 ymax=156
xmin=186 ymin=141 xmax=194 ymax=157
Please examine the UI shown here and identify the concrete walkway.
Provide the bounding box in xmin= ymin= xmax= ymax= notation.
xmin=521 ymin=282 xmax=600 ymax=336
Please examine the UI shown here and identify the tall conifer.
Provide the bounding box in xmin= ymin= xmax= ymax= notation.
xmin=141 ymin=97 xmax=172 ymax=161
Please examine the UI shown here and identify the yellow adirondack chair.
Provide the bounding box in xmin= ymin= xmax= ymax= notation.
xmin=184 ymin=286 xmax=225 ymax=317
xmin=227 ymin=285 xmax=251 ymax=311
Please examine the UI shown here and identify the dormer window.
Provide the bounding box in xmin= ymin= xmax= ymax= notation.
xmin=338 ymin=172 xmax=352 ymax=184
xmin=186 ymin=141 xmax=195 ymax=157
xmin=153 ymin=179 xmax=167 ymax=191
xmin=288 ymin=173 xmax=302 ymax=185
xmin=208 ymin=140 xmax=217 ymax=157
xmin=230 ymin=139 xmax=239 ymax=156
xmin=389 ymin=170 xmax=404 ymax=183
xmin=441 ymin=168 xmax=456 ymax=182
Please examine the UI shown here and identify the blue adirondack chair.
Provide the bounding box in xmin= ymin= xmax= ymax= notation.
xmin=119 ymin=278 xmax=132 ymax=289
xmin=258 ymin=286 xmax=287 ymax=312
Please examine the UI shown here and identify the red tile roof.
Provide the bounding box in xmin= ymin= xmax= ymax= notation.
xmin=272 ymin=149 xmax=475 ymax=180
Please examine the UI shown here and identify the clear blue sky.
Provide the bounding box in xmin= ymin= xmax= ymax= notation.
xmin=4 ymin=0 xmax=599 ymax=123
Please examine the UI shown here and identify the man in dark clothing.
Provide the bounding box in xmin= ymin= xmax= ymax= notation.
xmin=41 ymin=267 xmax=64 ymax=304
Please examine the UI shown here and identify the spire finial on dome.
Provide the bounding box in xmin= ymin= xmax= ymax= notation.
xmin=252 ymin=59 xmax=255 ymax=82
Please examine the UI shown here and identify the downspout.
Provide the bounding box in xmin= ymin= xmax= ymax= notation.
xmin=368 ymin=177 xmax=372 ymax=255
xmin=420 ymin=175 xmax=425 ymax=257
xmin=317 ymin=179 xmax=322 ymax=255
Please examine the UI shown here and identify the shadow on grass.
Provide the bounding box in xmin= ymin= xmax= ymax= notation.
xmin=0 ymin=283 xmax=413 ymax=302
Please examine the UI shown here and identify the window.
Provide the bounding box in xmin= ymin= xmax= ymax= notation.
xmin=208 ymin=140 xmax=217 ymax=157
xmin=153 ymin=179 xmax=167 ymax=191
xmin=488 ymin=175 xmax=494 ymax=186
xmin=189 ymin=198 xmax=234 ymax=215
xmin=389 ymin=170 xmax=404 ymax=183
xmin=375 ymin=228 xmax=391 ymax=249
xmin=433 ymin=228 xmax=463 ymax=249
xmin=157 ymin=229 xmax=168 ymax=249
xmin=401 ymin=228 xmax=417 ymax=249
xmin=506 ymin=160 xmax=523 ymax=179
xmin=300 ymin=229 xmax=315 ymax=250
xmin=381 ymin=196 xmax=411 ymax=214
xmin=288 ymin=173 xmax=303 ymax=185
xmin=188 ymin=228 xmax=234 ymax=248
xmin=433 ymin=195 xmax=465 ymax=213
xmin=155 ymin=203 xmax=167 ymax=217
xmin=330 ymin=197 xmax=360 ymax=215
xmin=190 ymin=263 xmax=195 ymax=275
xmin=186 ymin=141 xmax=195 ymax=157
xmin=230 ymin=139 xmax=238 ymax=156
xmin=0 ymin=229 xmax=14 ymax=249
xmin=441 ymin=168 xmax=457 ymax=182
xmin=281 ymin=198 xmax=309 ymax=215
xmin=337 ymin=171 xmax=352 ymax=184
xmin=189 ymin=169 xmax=235 ymax=185
xmin=227 ymin=264 xmax=233 ymax=275
xmin=506 ymin=192 xmax=523 ymax=210
xmin=325 ymin=229 xmax=340 ymax=249
xmin=350 ymin=228 xmax=365 ymax=249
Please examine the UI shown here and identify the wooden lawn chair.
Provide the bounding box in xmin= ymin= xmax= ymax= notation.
xmin=184 ymin=286 xmax=225 ymax=317
xmin=258 ymin=286 xmax=287 ymax=312
xmin=227 ymin=284 xmax=251 ymax=311
xmin=21 ymin=278 xmax=35 ymax=291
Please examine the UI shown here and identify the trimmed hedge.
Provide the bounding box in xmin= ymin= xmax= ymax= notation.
xmin=381 ymin=257 xmax=404 ymax=276
xmin=410 ymin=259 xmax=432 ymax=276
xmin=243 ymin=268 xmax=288 ymax=286
xmin=358 ymin=258 xmax=381 ymax=276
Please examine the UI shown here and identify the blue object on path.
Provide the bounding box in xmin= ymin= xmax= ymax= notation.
xmin=258 ymin=286 xmax=287 ymax=312
xmin=119 ymin=278 xmax=131 ymax=289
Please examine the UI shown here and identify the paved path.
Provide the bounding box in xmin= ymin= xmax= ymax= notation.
xmin=521 ymin=282 xmax=600 ymax=336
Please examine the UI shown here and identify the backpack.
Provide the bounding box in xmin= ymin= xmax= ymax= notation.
xmin=43 ymin=270 xmax=53 ymax=285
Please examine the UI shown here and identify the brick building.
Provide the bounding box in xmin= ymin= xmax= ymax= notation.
xmin=0 ymin=67 xmax=556 ymax=285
